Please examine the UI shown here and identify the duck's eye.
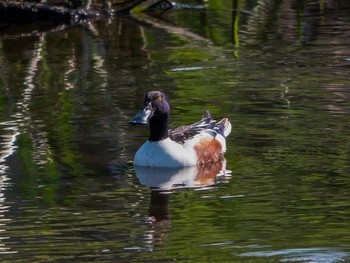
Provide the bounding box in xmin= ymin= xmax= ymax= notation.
xmin=157 ymin=96 xmax=162 ymax=102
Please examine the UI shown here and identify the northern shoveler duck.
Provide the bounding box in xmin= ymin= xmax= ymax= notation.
xmin=128 ymin=91 xmax=232 ymax=167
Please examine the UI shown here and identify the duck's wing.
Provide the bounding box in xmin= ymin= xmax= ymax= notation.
xmin=169 ymin=111 xmax=216 ymax=144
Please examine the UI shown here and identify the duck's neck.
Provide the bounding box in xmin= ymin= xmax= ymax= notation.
xmin=149 ymin=112 xmax=169 ymax=142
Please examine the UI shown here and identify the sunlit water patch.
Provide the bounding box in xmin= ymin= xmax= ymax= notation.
xmin=240 ymin=247 xmax=350 ymax=263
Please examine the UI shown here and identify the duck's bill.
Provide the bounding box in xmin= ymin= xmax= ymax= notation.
xmin=128 ymin=106 xmax=153 ymax=125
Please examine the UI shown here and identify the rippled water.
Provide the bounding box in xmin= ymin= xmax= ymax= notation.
xmin=0 ymin=0 xmax=350 ymax=262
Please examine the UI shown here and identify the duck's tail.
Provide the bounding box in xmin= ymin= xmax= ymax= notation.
xmin=209 ymin=116 xmax=232 ymax=140
xmin=217 ymin=117 xmax=232 ymax=138
xmin=202 ymin=111 xmax=232 ymax=137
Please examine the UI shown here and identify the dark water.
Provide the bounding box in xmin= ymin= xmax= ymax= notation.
xmin=0 ymin=0 xmax=349 ymax=262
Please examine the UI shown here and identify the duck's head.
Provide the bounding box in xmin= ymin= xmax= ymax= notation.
xmin=128 ymin=91 xmax=170 ymax=125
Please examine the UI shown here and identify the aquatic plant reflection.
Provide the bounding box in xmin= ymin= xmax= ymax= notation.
xmin=0 ymin=121 xmax=17 ymax=255
xmin=0 ymin=175 xmax=14 ymax=255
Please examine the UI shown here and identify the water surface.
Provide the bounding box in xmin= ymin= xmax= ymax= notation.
xmin=0 ymin=0 xmax=349 ymax=262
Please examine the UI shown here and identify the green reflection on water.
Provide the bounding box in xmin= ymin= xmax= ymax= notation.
xmin=0 ymin=0 xmax=349 ymax=262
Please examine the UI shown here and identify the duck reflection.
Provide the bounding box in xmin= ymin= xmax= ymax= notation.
xmin=135 ymin=160 xmax=229 ymax=191
xmin=135 ymin=160 xmax=231 ymax=249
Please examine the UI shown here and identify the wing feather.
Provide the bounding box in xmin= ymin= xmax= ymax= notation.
xmin=169 ymin=111 xmax=231 ymax=144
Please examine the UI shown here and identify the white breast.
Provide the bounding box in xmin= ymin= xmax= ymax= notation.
xmin=133 ymin=138 xmax=198 ymax=167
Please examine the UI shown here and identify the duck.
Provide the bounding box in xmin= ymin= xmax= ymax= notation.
xmin=128 ymin=91 xmax=232 ymax=167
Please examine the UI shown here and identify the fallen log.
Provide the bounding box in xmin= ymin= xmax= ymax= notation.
xmin=0 ymin=1 xmax=98 ymax=23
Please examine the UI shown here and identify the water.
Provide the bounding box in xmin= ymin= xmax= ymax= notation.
xmin=0 ymin=0 xmax=349 ymax=262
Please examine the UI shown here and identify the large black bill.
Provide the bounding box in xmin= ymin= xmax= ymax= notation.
xmin=128 ymin=104 xmax=153 ymax=125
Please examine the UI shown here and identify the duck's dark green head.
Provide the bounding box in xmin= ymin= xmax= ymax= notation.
xmin=128 ymin=91 xmax=170 ymax=142
xmin=128 ymin=91 xmax=169 ymax=125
